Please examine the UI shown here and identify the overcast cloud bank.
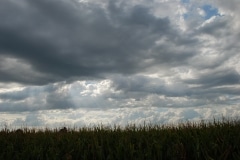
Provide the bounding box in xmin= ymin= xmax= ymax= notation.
xmin=0 ymin=0 xmax=239 ymax=128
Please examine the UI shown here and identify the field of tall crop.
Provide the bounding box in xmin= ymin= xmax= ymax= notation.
xmin=1 ymin=118 xmax=240 ymax=160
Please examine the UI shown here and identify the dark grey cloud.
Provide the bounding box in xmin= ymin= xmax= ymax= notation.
xmin=197 ymin=17 xmax=228 ymax=36
xmin=0 ymin=83 xmax=73 ymax=112
xmin=0 ymin=0 xmax=196 ymax=85
xmin=0 ymin=91 xmax=28 ymax=101
xmin=110 ymin=75 xmax=187 ymax=97
xmin=109 ymin=69 xmax=240 ymax=107
xmin=185 ymin=68 xmax=240 ymax=88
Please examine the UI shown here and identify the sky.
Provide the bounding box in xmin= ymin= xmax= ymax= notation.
xmin=0 ymin=0 xmax=240 ymax=129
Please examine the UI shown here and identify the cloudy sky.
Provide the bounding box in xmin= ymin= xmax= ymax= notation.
xmin=0 ymin=0 xmax=240 ymax=128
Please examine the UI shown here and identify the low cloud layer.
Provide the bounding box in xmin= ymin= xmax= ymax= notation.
xmin=2 ymin=105 xmax=240 ymax=129
xmin=0 ymin=0 xmax=240 ymax=127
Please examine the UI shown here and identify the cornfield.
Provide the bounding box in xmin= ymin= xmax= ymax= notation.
xmin=0 ymin=118 xmax=240 ymax=160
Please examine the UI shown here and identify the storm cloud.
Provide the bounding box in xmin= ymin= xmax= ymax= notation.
xmin=0 ymin=0 xmax=196 ymax=85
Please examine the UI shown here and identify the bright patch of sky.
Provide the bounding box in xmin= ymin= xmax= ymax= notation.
xmin=181 ymin=2 xmax=220 ymax=21
xmin=201 ymin=5 xmax=220 ymax=20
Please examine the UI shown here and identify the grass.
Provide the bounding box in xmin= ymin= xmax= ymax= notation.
xmin=0 ymin=118 xmax=240 ymax=160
